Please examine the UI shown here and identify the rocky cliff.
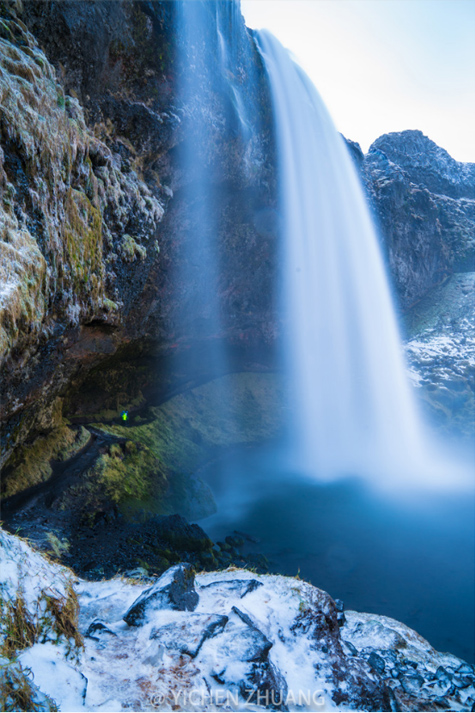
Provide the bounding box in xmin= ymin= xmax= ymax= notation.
xmin=363 ymin=130 xmax=475 ymax=310
xmin=0 ymin=0 xmax=277 ymax=495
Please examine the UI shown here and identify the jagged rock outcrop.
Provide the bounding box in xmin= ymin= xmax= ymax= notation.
xmin=2 ymin=528 xmax=474 ymax=712
xmin=0 ymin=6 xmax=165 ymax=469
xmin=363 ymin=130 xmax=475 ymax=310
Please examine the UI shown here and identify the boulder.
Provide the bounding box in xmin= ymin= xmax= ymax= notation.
xmin=123 ymin=563 xmax=198 ymax=626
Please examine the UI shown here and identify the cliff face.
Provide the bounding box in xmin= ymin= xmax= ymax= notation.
xmin=0 ymin=0 xmax=277 ymax=475
xmin=0 ymin=8 xmax=166 ymax=469
xmin=364 ymin=130 xmax=475 ymax=310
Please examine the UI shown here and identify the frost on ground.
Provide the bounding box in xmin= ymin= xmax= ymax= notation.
xmin=404 ymin=272 xmax=475 ymax=437
xmin=1 ymin=527 xmax=475 ymax=712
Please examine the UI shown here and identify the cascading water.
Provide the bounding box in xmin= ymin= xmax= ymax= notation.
xmin=255 ymin=30 xmax=460 ymax=487
xmin=190 ymin=12 xmax=473 ymax=662
xmin=172 ymin=1 xmax=225 ymax=364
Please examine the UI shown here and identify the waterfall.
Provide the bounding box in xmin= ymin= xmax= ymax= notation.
xmin=256 ymin=30 xmax=451 ymax=486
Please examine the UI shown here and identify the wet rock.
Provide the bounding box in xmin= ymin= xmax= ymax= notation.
xmin=424 ymin=677 xmax=453 ymax=698
xmin=334 ymin=598 xmax=345 ymax=612
xmin=453 ymin=674 xmax=474 ymax=689
xmin=333 ymin=598 xmax=346 ymax=626
xmin=245 ymin=552 xmax=270 ymax=573
xmin=367 ymin=652 xmax=386 ymax=674
xmin=336 ymin=611 xmax=346 ymax=626
xmin=123 ymin=567 xmax=153 ymax=581
xmin=150 ymin=613 xmax=228 ymax=658
xmin=123 ymin=563 xmax=198 ymax=626
xmin=225 ymin=534 xmax=245 ymax=548
xmin=234 ymin=529 xmax=260 ymax=544
xmin=341 ymin=639 xmax=358 ymax=657
xmin=457 ymin=664 xmax=475 ymax=675
xmin=436 ymin=665 xmax=452 ymax=681
xmin=148 ymin=514 xmax=212 ymax=554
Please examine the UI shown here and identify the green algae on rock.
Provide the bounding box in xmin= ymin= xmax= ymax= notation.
xmin=94 ymin=372 xmax=285 ymax=471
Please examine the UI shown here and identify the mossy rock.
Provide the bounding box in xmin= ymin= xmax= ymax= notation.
xmin=1 ymin=424 xmax=91 ymax=499
xmin=85 ymin=439 xmax=168 ymax=508
xmin=87 ymin=371 xmax=284 ymax=519
xmin=93 ymin=371 xmax=284 ymax=473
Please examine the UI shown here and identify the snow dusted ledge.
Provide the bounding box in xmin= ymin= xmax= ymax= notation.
xmin=1 ymin=527 xmax=474 ymax=712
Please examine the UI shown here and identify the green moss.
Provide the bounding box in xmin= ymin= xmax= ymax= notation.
xmin=0 ymin=20 xmax=106 ymax=359
xmin=119 ymin=234 xmax=147 ymax=262
xmin=0 ymin=227 xmax=47 ymax=357
xmin=102 ymin=297 xmax=119 ymax=312
xmin=84 ymin=373 xmax=283 ymax=520
xmin=1 ymin=425 xmax=91 ymax=498
xmin=84 ymin=440 xmax=168 ymax=512
xmin=63 ymin=188 xmax=103 ymax=299
xmin=94 ymin=372 xmax=284 ymax=474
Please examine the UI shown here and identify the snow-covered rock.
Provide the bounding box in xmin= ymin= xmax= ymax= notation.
xmin=404 ymin=272 xmax=475 ymax=438
xmin=123 ymin=563 xmax=199 ymax=626
xmin=1 ymin=527 xmax=474 ymax=711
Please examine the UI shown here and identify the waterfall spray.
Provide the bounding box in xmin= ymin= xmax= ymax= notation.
xmin=256 ymin=30 xmax=468 ymax=488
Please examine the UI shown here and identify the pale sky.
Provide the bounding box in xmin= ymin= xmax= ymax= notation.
xmin=241 ymin=0 xmax=475 ymax=162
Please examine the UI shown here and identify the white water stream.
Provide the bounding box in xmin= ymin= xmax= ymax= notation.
xmin=256 ymin=31 xmax=462 ymax=487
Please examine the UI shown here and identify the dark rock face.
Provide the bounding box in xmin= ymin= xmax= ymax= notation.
xmin=1 ymin=0 xmax=277 ymax=479
xmin=123 ymin=562 xmax=199 ymax=626
xmin=364 ymin=130 xmax=475 ymax=310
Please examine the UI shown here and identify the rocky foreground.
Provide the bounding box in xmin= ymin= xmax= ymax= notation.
xmin=1 ymin=527 xmax=474 ymax=712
